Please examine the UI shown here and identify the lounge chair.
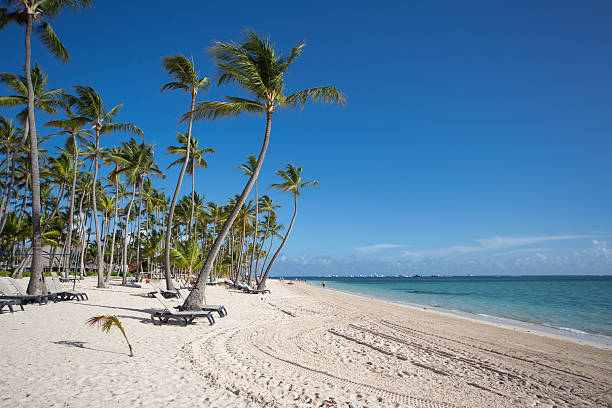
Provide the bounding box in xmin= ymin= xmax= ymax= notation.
xmin=0 ymin=278 xmax=48 ymax=305
xmin=150 ymin=293 xmax=215 ymax=326
xmin=11 ymin=277 xmax=60 ymax=303
xmin=146 ymin=282 xmax=178 ymax=299
xmin=50 ymin=273 xmax=88 ymax=301
xmin=176 ymin=288 xmax=227 ymax=317
xmin=0 ymin=299 xmax=24 ymax=313
xmin=241 ymin=282 xmax=270 ymax=294
xmin=45 ymin=276 xmax=87 ymax=301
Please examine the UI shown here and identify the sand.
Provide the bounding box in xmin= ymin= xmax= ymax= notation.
xmin=0 ymin=277 xmax=610 ymax=407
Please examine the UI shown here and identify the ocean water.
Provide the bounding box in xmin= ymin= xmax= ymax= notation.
xmin=296 ymin=275 xmax=612 ymax=339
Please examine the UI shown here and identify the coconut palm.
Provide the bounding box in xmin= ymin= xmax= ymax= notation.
xmin=180 ymin=30 xmax=344 ymax=310
xmin=97 ymin=191 xmax=115 ymax=271
xmin=43 ymin=152 xmax=72 ymax=223
xmin=167 ymin=132 xmax=214 ymax=238
xmin=140 ymin=229 xmax=162 ymax=277
xmin=257 ymin=215 xmax=283 ymax=284
xmin=0 ymin=117 xmax=22 ymax=235
xmin=161 ymin=55 xmax=210 ymax=291
xmin=170 ymin=238 xmax=205 ymax=286
xmin=45 ymin=114 xmax=91 ymax=278
xmin=237 ymin=155 xmax=260 ymax=284
xmin=1 ymin=0 xmax=91 ymax=295
xmin=0 ymin=64 xmax=65 ymax=136
xmin=259 ymin=164 xmax=318 ymax=289
xmin=67 ymin=85 xmax=143 ymax=288
xmin=102 ymin=147 xmax=123 ymax=281
xmin=86 ymin=315 xmax=133 ymax=357
xmin=111 ymin=138 xmax=162 ymax=282
xmin=254 ymin=195 xmax=280 ymax=278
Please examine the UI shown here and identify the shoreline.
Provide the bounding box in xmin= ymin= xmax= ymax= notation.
xmin=304 ymin=281 xmax=612 ymax=350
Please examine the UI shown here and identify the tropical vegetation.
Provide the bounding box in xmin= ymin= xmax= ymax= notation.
xmin=0 ymin=7 xmax=344 ymax=310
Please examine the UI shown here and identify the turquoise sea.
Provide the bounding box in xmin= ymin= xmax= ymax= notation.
xmin=296 ymin=275 xmax=612 ymax=340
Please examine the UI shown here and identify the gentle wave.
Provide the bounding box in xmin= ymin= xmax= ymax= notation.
xmin=296 ymin=275 xmax=612 ymax=340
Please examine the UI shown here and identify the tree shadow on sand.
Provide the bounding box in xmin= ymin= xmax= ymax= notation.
xmin=52 ymin=340 xmax=124 ymax=355
xmin=69 ymin=303 xmax=158 ymax=324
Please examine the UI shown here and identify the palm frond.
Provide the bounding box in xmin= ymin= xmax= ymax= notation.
xmin=38 ymin=0 xmax=93 ymax=17
xmin=36 ymin=21 xmax=69 ymax=63
xmin=166 ymin=157 xmax=184 ymax=169
xmin=0 ymin=96 xmax=23 ymax=107
xmin=101 ymin=122 xmax=143 ymax=137
xmin=160 ymin=81 xmax=188 ymax=93
xmin=86 ymin=314 xmax=133 ymax=357
xmin=106 ymin=103 xmax=123 ymax=118
xmin=0 ymin=72 xmax=27 ymax=95
xmin=0 ymin=9 xmax=26 ymax=29
xmin=283 ymin=86 xmax=345 ymax=109
xmin=282 ymin=42 xmax=306 ymax=71
xmin=181 ymin=99 xmax=265 ymax=123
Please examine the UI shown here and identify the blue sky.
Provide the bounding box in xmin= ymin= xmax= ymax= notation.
xmin=2 ymin=1 xmax=611 ymax=275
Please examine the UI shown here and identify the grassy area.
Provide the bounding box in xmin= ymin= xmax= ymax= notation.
xmin=0 ymin=270 xmax=100 ymax=277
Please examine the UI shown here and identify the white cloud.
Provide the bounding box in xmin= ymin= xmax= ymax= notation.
xmin=402 ymin=234 xmax=595 ymax=258
xmin=475 ymin=235 xmax=592 ymax=250
xmin=491 ymin=247 xmax=553 ymax=257
xmin=354 ymin=243 xmax=410 ymax=255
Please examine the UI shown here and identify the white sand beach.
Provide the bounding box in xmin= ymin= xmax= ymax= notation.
xmin=1 ymin=278 xmax=610 ymax=408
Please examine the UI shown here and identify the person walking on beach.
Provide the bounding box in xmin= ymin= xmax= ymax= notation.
xmin=322 ymin=281 xmax=326 ymax=287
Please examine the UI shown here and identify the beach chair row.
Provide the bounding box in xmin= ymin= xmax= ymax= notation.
xmin=0 ymin=273 xmax=87 ymax=314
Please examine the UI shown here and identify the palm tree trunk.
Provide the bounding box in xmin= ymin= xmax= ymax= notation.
xmin=106 ymin=178 xmax=119 ymax=281
xmin=101 ymin=212 xmax=109 ymax=272
xmin=230 ymin=231 xmax=235 ymax=283
xmin=23 ymin=12 xmax=45 ymax=295
xmin=0 ymin=149 xmax=17 ymax=235
xmin=183 ymin=111 xmax=272 ymax=310
xmin=78 ymin=208 xmax=89 ymax=279
xmin=258 ymin=231 xmax=274 ymax=284
xmin=121 ymin=184 xmax=137 ymax=284
xmin=255 ymin=213 xmax=270 ymax=283
xmin=248 ymin=181 xmax=258 ymax=285
xmin=62 ymin=132 xmax=78 ymax=279
xmin=189 ymin=160 xmax=195 ymax=240
xmin=46 ymin=184 xmax=64 ymax=230
xmin=48 ymin=245 xmax=57 ymax=272
xmin=0 ymin=151 xmax=9 ymax=227
xmin=259 ymin=194 xmax=297 ymax=290
xmin=164 ymin=91 xmax=196 ymax=291
xmin=135 ymin=176 xmax=144 ymax=281
xmin=72 ymin=184 xmax=87 ymax=277
xmin=91 ymin=131 xmax=104 ymax=288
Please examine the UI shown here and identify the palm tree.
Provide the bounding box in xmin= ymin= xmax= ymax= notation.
xmin=237 ymin=155 xmax=260 ymax=285
xmin=1 ymin=0 xmax=91 ymax=295
xmin=45 ymin=114 xmax=90 ymax=278
xmin=179 ymin=30 xmax=344 ymax=310
xmin=255 ymin=194 xmax=279 ymax=279
xmin=97 ymin=190 xmax=115 ymax=271
xmin=161 ymin=55 xmax=210 ymax=291
xmin=111 ymin=138 xmax=162 ymax=282
xmin=257 ymin=215 xmax=283 ymax=285
xmin=86 ymin=315 xmax=134 ymax=357
xmin=0 ymin=64 xmax=65 ymax=137
xmin=67 ymin=86 xmax=143 ymax=288
xmin=0 ymin=117 xmax=21 ymax=236
xmin=140 ymin=229 xmax=162 ymax=277
xmin=166 ymin=132 xmax=214 ymax=239
xmin=44 ymin=152 xmax=72 ymax=221
xmin=102 ymin=146 xmax=123 ymax=281
xmin=170 ymin=238 xmax=205 ymax=286
xmin=259 ymin=164 xmax=318 ymax=289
